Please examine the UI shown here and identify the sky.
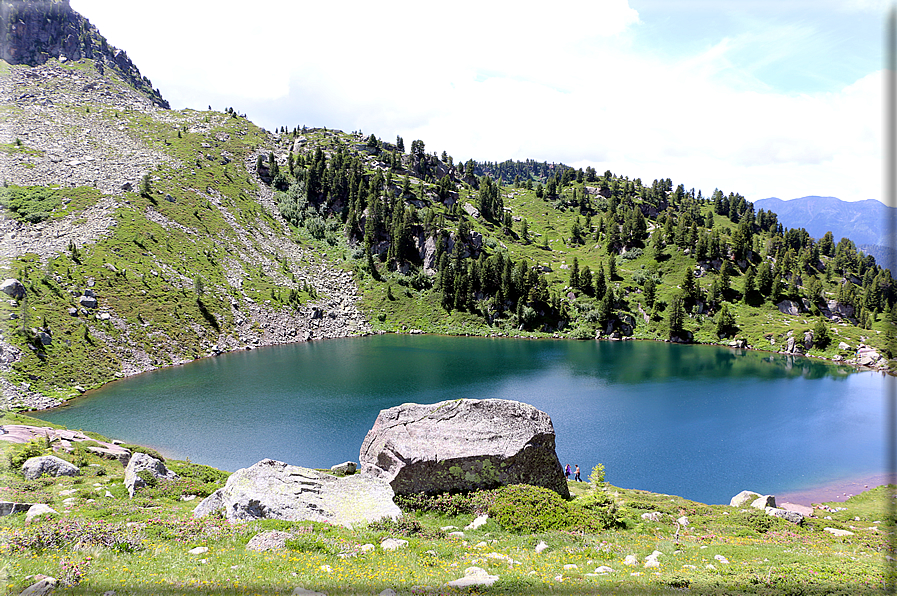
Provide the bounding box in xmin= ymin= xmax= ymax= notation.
xmin=69 ymin=0 xmax=891 ymax=204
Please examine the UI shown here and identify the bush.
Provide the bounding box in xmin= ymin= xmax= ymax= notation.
xmin=139 ymin=477 xmax=221 ymax=499
xmin=6 ymin=439 xmax=49 ymax=470
xmin=571 ymin=493 xmax=625 ymax=530
xmin=166 ymin=461 xmax=229 ymax=484
xmin=488 ymin=484 xmax=573 ymax=533
xmin=7 ymin=518 xmax=144 ymax=553
xmin=136 ymin=470 xmax=158 ymax=489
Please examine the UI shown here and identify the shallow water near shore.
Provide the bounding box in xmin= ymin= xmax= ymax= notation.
xmin=33 ymin=335 xmax=891 ymax=505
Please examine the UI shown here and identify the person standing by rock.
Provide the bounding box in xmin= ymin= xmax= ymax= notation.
xmin=565 ymin=464 xmax=571 ymax=479
xmin=574 ymin=465 xmax=581 ymax=482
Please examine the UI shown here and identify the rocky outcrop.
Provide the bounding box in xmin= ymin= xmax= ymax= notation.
xmin=21 ymin=455 xmax=78 ymax=479
xmin=1 ymin=0 xmax=168 ymax=107
xmin=359 ymin=398 xmax=569 ymax=498
xmin=192 ymin=459 xmax=400 ymax=527
xmin=124 ymin=453 xmax=177 ymax=497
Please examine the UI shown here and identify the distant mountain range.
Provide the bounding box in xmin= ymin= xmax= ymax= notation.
xmin=753 ymin=196 xmax=896 ymax=270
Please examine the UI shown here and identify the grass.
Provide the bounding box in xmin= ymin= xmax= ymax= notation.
xmin=0 ymin=422 xmax=891 ymax=595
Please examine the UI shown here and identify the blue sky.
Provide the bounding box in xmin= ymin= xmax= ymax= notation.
xmin=70 ymin=0 xmax=888 ymax=203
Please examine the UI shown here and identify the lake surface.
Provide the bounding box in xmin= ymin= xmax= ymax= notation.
xmin=33 ymin=335 xmax=891 ymax=504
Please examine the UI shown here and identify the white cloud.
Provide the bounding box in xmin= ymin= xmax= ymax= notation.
xmin=70 ymin=0 xmax=882 ymax=203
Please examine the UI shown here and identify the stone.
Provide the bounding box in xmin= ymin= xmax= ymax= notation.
xmin=329 ymin=461 xmax=357 ymax=475
xmin=188 ymin=546 xmax=208 ymax=555
xmin=77 ymin=295 xmax=97 ymax=309
xmin=729 ymin=490 xmax=760 ymax=507
xmin=18 ymin=577 xmax=57 ymax=596
xmin=380 ymin=538 xmax=407 ymax=551
xmin=291 ymin=588 xmax=326 ymax=596
xmin=0 ymin=278 xmax=26 ymax=300
xmin=0 ymin=501 xmax=32 ymax=516
xmin=677 ymin=516 xmax=689 ymax=526
xmin=123 ymin=453 xmax=177 ymax=497
xmin=714 ymin=554 xmax=730 ymax=564
xmin=25 ymin=504 xmax=57 ymax=522
xmin=465 ymin=514 xmax=489 ymax=530
xmin=776 ymin=300 xmax=801 ymax=315
xmin=623 ymin=554 xmax=639 ymax=566
xmin=360 ymin=398 xmax=569 ymax=498
xmin=640 ymin=511 xmax=662 ymax=522
xmin=535 ymin=540 xmax=549 ymax=553
xmin=446 ymin=566 xmax=498 ymax=588
xmin=838 ymin=341 xmax=851 ymax=351
xmin=824 ymin=527 xmax=854 ymax=537
xmin=803 ymin=331 xmax=814 ymax=349
xmin=193 ymin=459 xmax=400 ymax=527
xmin=246 ymin=530 xmax=293 ymax=552
xmin=750 ymin=495 xmax=776 ymax=509
xmin=379 ymin=590 xmax=398 ymax=596
xmin=22 ymin=455 xmax=79 ymax=480
xmin=595 ymin=566 xmax=614 ymax=573
xmin=35 ymin=331 xmax=52 ymax=345
xmin=765 ymin=507 xmax=805 ymax=525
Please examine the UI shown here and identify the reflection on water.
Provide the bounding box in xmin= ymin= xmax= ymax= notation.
xmin=33 ymin=335 xmax=888 ymax=504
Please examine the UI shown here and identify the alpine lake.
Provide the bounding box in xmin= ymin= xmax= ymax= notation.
xmin=33 ymin=334 xmax=891 ymax=505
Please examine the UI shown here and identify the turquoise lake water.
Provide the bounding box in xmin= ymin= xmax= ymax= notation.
xmin=33 ymin=335 xmax=891 ymax=504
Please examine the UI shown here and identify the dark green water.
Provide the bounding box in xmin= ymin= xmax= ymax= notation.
xmin=33 ymin=335 xmax=889 ymax=504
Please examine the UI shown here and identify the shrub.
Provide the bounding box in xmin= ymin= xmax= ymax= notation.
xmin=7 ymin=518 xmax=144 ymax=552
xmin=488 ymin=484 xmax=573 ymax=533
xmin=571 ymin=492 xmax=625 ymax=530
xmin=6 ymin=439 xmax=49 ymax=470
xmin=394 ymin=489 xmax=500 ymax=517
xmin=135 ymin=470 xmax=158 ymax=489
xmin=166 ymin=461 xmax=229 ymax=484
xmin=139 ymin=477 xmax=221 ymax=499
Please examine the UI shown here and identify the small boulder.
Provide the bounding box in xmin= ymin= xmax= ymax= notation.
xmin=380 ymin=538 xmax=408 ymax=551
xmin=750 ymin=495 xmax=776 ymax=509
xmin=465 ymin=514 xmax=489 ymax=530
xmin=246 ymin=530 xmax=293 ymax=552
xmin=824 ymin=527 xmax=854 ymax=537
xmin=18 ymin=577 xmax=57 ymax=596
xmin=22 ymin=455 xmax=79 ymax=480
xmin=446 ymin=566 xmax=498 ymax=588
xmin=838 ymin=341 xmax=851 ymax=351
xmin=330 ymin=461 xmax=357 ymax=475
xmin=78 ymin=295 xmax=97 ymax=309
xmin=640 ymin=511 xmax=662 ymax=522
xmin=535 ymin=540 xmax=549 ymax=553
xmin=765 ymin=507 xmax=805 ymax=525
xmin=124 ymin=453 xmax=177 ymax=497
xmin=0 ymin=279 xmax=25 ymax=300
xmin=729 ymin=490 xmax=760 ymax=507
xmin=25 ymin=504 xmax=58 ymax=523
xmin=291 ymin=588 xmax=326 ymax=596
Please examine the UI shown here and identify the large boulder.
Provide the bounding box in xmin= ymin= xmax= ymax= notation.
xmin=22 ymin=455 xmax=79 ymax=480
xmin=359 ymin=398 xmax=569 ymax=498
xmin=729 ymin=490 xmax=761 ymax=507
xmin=192 ymin=459 xmax=400 ymax=527
xmin=124 ymin=453 xmax=177 ymax=497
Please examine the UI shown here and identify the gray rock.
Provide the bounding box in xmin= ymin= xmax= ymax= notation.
xmin=1 ymin=279 xmax=25 ymax=300
xmin=446 ymin=566 xmax=499 ymax=588
xmin=803 ymin=331 xmax=814 ymax=349
xmin=193 ymin=459 xmax=400 ymax=527
xmin=25 ymin=504 xmax=58 ymax=522
xmin=124 ymin=453 xmax=177 ymax=497
xmin=0 ymin=501 xmax=33 ymax=516
xmin=246 ymin=530 xmax=293 ymax=552
xmin=765 ymin=507 xmax=805 ymax=525
xmin=838 ymin=341 xmax=851 ymax=351
xmin=18 ymin=577 xmax=57 ymax=596
xmin=291 ymin=588 xmax=326 ymax=596
xmin=359 ymin=398 xmax=569 ymax=498
xmin=330 ymin=461 xmax=357 ymax=475
xmin=22 ymin=455 xmax=79 ymax=480
xmin=776 ymin=300 xmax=801 ymax=316
xmin=729 ymin=491 xmax=761 ymax=507
xmin=751 ymin=495 xmax=777 ymax=509
xmin=35 ymin=331 xmax=52 ymax=345
xmin=78 ymin=295 xmax=97 ymax=309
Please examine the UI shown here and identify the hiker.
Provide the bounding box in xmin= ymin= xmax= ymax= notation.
xmin=574 ymin=465 xmax=581 ymax=482
xmin=564 ymin=463 xmax=571 ymax=479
